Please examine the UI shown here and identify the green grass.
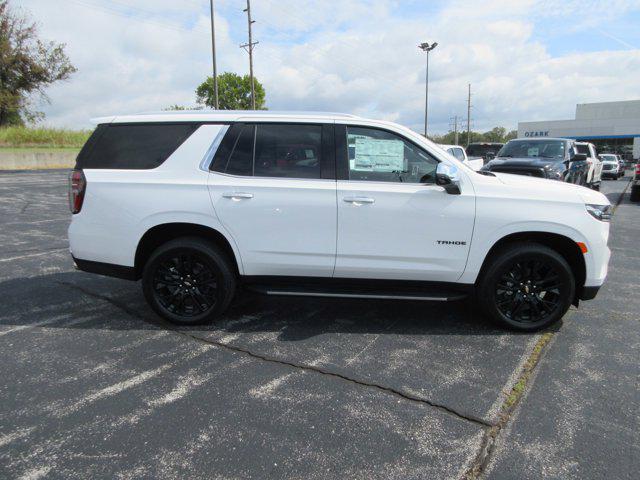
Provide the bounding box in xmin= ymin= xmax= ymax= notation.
xmin=0 ymin=127 xmax=91 ymax=149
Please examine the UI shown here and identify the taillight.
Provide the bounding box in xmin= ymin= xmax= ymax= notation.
xmin=635 ymin=164 xmax=640 ymax=175
xmin=69 ymin=169 xmax=86 ymax=214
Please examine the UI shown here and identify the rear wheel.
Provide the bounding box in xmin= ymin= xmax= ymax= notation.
xmin=142 ymin=237 xmax=236 ymax=325
xmin=476 ymin=243 xmax=575 ymax=331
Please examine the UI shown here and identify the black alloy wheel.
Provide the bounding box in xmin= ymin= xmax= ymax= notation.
xmin=143 ymin=237 xmax=236 ymax=325
xmin=494 ymin=259 xmax=563 ymax=325
xmin=152 ymin=252 xmax=218 ymax=317
xmin=477 ymin=242 xmax=575 ymax=331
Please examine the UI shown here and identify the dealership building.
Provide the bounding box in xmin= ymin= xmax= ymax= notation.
xmin=518 ymin=99 xmax=640 ymax=160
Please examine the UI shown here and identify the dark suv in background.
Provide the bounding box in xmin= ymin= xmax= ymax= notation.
xmin=467 ymin=142 xmax=504 ymax=163
xmin=481 ymin=138 xmax=590 ymax=186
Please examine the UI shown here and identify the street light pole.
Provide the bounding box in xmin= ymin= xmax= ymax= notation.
xmin=419 ymin=41 xmax=438 ymax=138
xmin=209 ymin=0 xmax=219 ymax=109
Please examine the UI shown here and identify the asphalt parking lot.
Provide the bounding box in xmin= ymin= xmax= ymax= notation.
xmin=0 ymin=170 xmax=638 ymax=479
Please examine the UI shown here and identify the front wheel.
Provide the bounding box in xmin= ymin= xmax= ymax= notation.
xmin=476 ymin=243 xmax=575 ymax=331
xmin=142 ymin=237 xmax=236 ymax=325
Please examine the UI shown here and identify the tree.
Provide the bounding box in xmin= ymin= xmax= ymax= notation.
xmin=483 ymin=126 xmax=507 ymax=143
xmin=196 ymin=72 xmax=266 ymax=110
xmin=431 ymin=126 xmax=517 ymax=145
xmin=0 ymin=1 xmax=76 ymax=126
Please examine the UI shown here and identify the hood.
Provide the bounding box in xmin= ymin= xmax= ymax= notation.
xmin=491 ymin=171 xmax=610 ymax=205
xmin=485 ymin=156 xmax=563 ymax=168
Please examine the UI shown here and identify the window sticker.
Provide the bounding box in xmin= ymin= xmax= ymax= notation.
xmin=352 ymin=138 xmax=405 ymax=172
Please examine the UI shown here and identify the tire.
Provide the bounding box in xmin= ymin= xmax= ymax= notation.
xmin=631 ymin=185 xmax=640 ymax=202
xmin=476 ymin=242 xmax=575 ymax=331
xmin=142 ymin=237 xmax=237 ymax=325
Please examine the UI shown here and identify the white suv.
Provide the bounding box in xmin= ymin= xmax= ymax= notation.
xmin=68 ymin=111 xmax=612 ymax=331
xmin=575 ymin=142 xmax=603 ymax=190
xmin=437 ymin=144 xmax=484 ymax=171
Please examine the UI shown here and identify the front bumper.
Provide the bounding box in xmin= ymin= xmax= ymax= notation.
xmin=579 ymin=285 xmax=601 ymax=301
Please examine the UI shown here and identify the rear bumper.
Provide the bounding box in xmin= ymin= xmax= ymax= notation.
xmin=73 ymin=255 xmax=137 ymax=281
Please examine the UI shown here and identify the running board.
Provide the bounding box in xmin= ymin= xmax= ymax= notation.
xmin=264 ymin=290 xmax=465 ymax=301
xmin=246 ymin=284 xmax=469 ymax=302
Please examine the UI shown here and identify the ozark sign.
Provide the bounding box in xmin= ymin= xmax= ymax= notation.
xmin=524 ymin=131 xmax=550 ymax=137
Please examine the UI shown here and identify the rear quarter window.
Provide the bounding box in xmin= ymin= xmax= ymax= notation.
xmin=75 ymin=123 xmax=199 ymax=169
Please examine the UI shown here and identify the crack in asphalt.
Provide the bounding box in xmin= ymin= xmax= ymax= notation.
xmin=461 ymin=332 xmax=555 ymax=479
xmin=58 ymin=281 xmax=493 ymax=429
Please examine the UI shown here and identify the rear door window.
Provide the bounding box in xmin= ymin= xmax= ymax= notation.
xmin=76 ymin=124 xmax=198 ymax=169
xmin=254 ymin=124 xmax=322 ymax=179
xmin=225 ymin=125 xmax=255 ymax=176
xmin=213 ymin=123 xmax=324 ymax=179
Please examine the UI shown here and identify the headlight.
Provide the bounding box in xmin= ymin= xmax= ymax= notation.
xmin=544 ymin=163 xmax=564 ymax=179
xmin=585 ymin=204 xmax=611 ymax=222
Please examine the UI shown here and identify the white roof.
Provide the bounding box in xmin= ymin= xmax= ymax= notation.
xmin=92 ymin=110 xmax=360 ymax=125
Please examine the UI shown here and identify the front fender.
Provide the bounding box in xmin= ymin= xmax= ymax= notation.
xmin=459 ymin=220 xmax=590 ymax=284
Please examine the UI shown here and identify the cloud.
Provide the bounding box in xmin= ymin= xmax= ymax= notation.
xmin=16 ymin=0 xmax=640 ymax=135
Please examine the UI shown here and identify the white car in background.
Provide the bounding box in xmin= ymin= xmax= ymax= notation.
xmin=438 ymin=144 xmax=484 ymax=171
xmin=575 ymin=142 xmax=602 ymax=190
xmin=599 ymin=153 xmax=622 ymax=180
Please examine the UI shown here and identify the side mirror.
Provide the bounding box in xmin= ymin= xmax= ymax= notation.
xmin=436 ymin=163 xmax=461 ymax=195
xmin=572 ymin=153 xmax=587 ymax=162
xmin=485 ymin=152 xmax=496 ymax=160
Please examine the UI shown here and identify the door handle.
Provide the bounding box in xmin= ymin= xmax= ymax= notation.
xmin=222 ymin=192 xmax=254 ymax=200
xmin=343 ymin=196 xmax=375 ymax=205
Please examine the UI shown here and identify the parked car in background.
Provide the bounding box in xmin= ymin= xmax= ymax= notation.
xmin=599 ymin=154 xmax=621 ymax=180
xmin=467 ymin=142 xmax=504 ymax=163
xmin=575 ymin=142 xmax=602 ymax=190
xmin=68 ymin=110 xmax=611 ymax=331
xmin=438 ymin=144 xmax=484 ymax=170
xmin=481 ymin=138 xmax=591 ymax=187
xmin=631 ymin=161 xmax=640 ymax=202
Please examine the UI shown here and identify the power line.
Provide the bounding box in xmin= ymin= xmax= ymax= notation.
xmin=67 ymin=0 xmax=204 ymax=34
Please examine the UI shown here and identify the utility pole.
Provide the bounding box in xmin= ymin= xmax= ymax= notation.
xmin=209 ymin=0 xmax=219 ymax=109
xmin=241 ymin=0 xmax=258 ymax=110
xmin=418 ymin=41 xmax=438 ymax=138
xmin=466 ymin=84 xmax=472 ymax=147
xmin=449 ymin=116 xmax=459 ymax=145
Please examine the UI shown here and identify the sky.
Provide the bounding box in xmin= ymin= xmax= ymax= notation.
xmin=15 ymin=0 xmax=640 ymax=134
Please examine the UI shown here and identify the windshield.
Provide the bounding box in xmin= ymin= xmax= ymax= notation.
xmin=576 ymin=144 xmax=590 ymax=155
xmin=600 ymin=154 xmax=617 ymax=162
xmin=447 ymin=147 xmax=466 ymax=161
xmin=498 ymin=140 xmax=565 ymax=159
